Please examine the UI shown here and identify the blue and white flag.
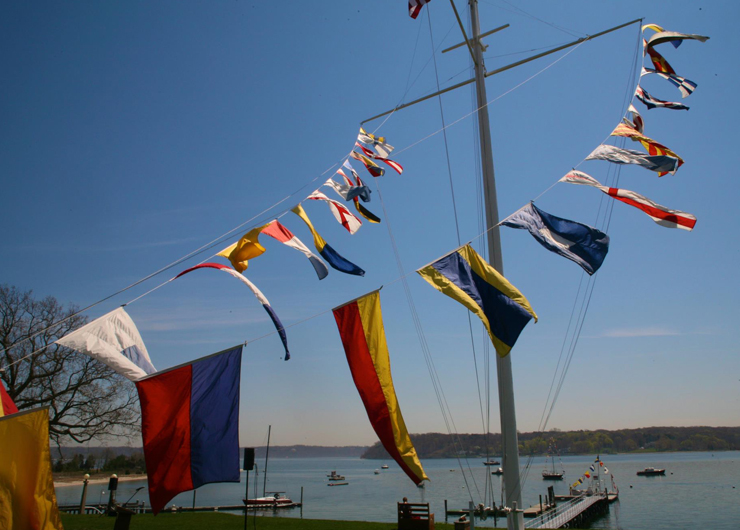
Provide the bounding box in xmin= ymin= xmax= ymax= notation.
xmin=641 ymin=67 xmax=697 ymax=99
xmin=502 ymin=203 xmax=610 ymax=275
xmin=635 ymin=86 xmax=689 ymax=111
xmin=55 ymin=307 xmax=156 ymax=380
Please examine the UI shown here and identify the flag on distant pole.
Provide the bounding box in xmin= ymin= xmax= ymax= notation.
xmin=0 ymin=407 xmax=64 ymax=529
xmin=408 ymin=0 xmax=431 ymax=20
xmin=137 ymin=346 xmax=242 ymax=514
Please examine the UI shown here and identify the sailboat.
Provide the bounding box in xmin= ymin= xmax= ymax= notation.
xmin=243 ymin=425 xmax=298 ymax=508
xmin=541 ymin=439 xmax=565 ymax=480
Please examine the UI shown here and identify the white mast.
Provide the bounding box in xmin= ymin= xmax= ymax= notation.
xmin=468 ymin=2 xmax=523 ymax=528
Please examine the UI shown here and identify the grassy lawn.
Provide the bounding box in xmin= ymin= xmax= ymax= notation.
xmin=60 ymin=513 xmax=466 ymax=530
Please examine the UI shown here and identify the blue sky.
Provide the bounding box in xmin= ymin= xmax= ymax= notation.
xmin=2 ymin=1 xmax=738 ymax=448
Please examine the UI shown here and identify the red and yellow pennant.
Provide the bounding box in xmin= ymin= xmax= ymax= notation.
xmin=333 ymin=291 xmax=428 ymax=485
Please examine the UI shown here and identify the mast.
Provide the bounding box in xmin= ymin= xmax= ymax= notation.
xmin=468 ymin=1 xmax=523 ymax=528
xmin=263 ymin=424 xmax=271 ymax=497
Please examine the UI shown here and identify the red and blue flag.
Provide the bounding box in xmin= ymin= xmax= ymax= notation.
xmin=136 ymin=346 xmax=242 ymax=514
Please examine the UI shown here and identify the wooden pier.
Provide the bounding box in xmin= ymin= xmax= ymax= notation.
xmin=525 ymin=493 xmax=610 ymax=529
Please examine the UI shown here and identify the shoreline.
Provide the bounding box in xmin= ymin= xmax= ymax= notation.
xmin=54 ymin=474 xmax=147 ymax=487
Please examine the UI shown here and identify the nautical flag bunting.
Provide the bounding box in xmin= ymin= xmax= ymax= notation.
xmin=217 ymin=223 xmax=270 ymax=273
xmin=646 ymin=46 xmax=676 ymax=75
xmin=350 ymin=151 xmax=385 ymax=177
xmin=262 ymin=220 xmax=329 ymax=280
xmin=501 ymin=202 xmax=610 ymax=275
xmin=355 ymin=142 xmax=404 ymax=175
xmin=307 ymin=190 xmax=362 ymax=234
xmin=646 ymin=30 xmax=709 ymax=50
xmin=622 ymin=104 xmax=644 ymax=134
xmin=641 ymin=67 xmax=697 ymax=98
xmin=586 ymin=144 xmax=679 ymax=174
xmin=635 ymin=86 xmax=689 ymax=111
xmin=560 ymin=170 xmax=697 ymax=231
xmin=357 ymin=128 xmax=395 ymax=158
xmin=611 ymin=123 xmax=684 ymax=176
xmin=174 ymin=264 xmax=290 ymax=359
xmin=291 ymin=204 xmax=365 ymax=276
xmin=408 ymin=0 xmax=431 ymax=19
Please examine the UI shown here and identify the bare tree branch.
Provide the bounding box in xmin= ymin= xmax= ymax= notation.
xmin=0 ymin=285 xmax=140 ymax=448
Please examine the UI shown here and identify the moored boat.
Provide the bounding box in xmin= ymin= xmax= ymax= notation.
xmin=327 ymin=471 xmax=345 ymax=480
xmin=483 ymin=459 xmax=501 ymax=466
xmin=637 ymin=467 xmax=666 ymax=476
xmin=542 ymin=439 xmax=565 ymax=480
xmin=243 ymin=493 xmax=294 ymax=507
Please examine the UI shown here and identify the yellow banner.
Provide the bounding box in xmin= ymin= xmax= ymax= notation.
xmin=0 ymin=408 xmax=63 ymax=530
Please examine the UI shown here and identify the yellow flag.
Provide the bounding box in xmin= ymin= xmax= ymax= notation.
xmin=0 ymin=408 xmax=63 ymax=530
xmin=217 ymin=223 xmax=270 ymax=273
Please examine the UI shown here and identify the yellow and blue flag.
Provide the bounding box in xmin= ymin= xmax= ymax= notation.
xmin=292 ymin=204 xmax=365 ymax=276
xmin=417 ymin=244 xmax=537 ymax=358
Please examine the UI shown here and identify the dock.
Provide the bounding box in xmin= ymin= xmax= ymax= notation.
xmin=525 ymin=493 xmax=610 ymax=529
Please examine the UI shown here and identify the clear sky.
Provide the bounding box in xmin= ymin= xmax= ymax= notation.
xmin=2 ymin=1 xmax=738 ymax=448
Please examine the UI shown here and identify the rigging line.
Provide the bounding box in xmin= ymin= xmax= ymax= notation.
xmin=374 ymin=179 xmax=480 ymax=503
xmin=0 ymin=157 xmax=339 ymax=362
xmin=428 ymin=8 xmax=463 ymax=244
xmin=522 ymin=28 xmax=644 ymax=489
xmin=371 ymin=17 xmax=458 ymax=135
xmin=483 ymin=41 xmax=574 ymax=60
xmin=480 ymin=0 xmax=584 ymax=38
xmin=433 ymin=6 xmax=488 ymax=455
xmin=393 ymin=39 xmax=588 ymax=158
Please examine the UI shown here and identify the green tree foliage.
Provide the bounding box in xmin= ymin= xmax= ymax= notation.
xmin=361 ymin=426 xmax=740 ymax=458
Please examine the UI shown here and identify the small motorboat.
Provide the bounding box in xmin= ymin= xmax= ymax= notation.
xmin=483 ymin=460 xmax=501 ymax=466
xmin=491 ymin=467 xmax=504 ymax=475
xmin=374 ymin=469 xmax=380 ymax=474
xmin=381 ymin=464 xmax=389 ymax=469
xmin=243 ymin=492 xmax=294 ymax=507
xmin=636 ymin=467 xmax=666 ymax=476
xmin=327 ymin=471 xmax=345 ymax=480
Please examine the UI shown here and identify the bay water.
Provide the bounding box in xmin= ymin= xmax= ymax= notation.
xmin=56 ymin=451 xmax=740 ymax=529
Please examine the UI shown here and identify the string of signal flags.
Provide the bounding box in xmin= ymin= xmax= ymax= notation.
xmin=0 ymin=21 xmax=708 ymax=522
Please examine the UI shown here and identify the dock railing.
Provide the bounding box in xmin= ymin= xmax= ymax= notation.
xmin=525 ymin=492 xmax=605 ymax=529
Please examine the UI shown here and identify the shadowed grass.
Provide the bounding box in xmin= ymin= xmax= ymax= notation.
xmin=60 ymin=513 xmax=468 ymax=530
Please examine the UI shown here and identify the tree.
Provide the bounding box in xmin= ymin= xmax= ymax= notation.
xmin=0 ymin=285 xmax=140 ymax=450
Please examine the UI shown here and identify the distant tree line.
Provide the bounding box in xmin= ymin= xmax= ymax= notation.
xmin=53 ymin=449 xmax=146 ymax=475
xmin=361 ymin=426 xmax=740 ymax=459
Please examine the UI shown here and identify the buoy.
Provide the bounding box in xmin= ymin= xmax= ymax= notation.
xmin=629 ymin=485 xmax=633 ymax=488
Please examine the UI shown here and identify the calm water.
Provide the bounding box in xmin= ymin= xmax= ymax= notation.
xmin=56 ymin=451 xmax=740 ymax=529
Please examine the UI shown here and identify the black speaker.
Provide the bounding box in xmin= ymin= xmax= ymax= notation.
xmin=244 ymin=448 xmax=255 ymax=471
